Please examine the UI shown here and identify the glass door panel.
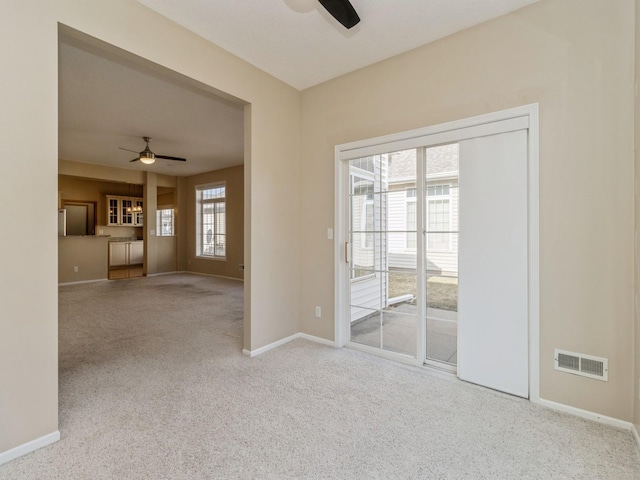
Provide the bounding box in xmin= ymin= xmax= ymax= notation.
xmin=425 ymin=144 xmax=459 ymax=367
xmin=349 ymin=150 xmax=418 ymax=358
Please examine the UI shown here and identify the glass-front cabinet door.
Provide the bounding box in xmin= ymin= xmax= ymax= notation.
xmin=121 ymin=198 xmax=133 ymax=225
xmin=108 ymin=197 xmax=119 ymax=225
xmin=106 ymin=196 xmax=143 ymax=226
xmin=133 ymin=199 xmax=144 ymax=226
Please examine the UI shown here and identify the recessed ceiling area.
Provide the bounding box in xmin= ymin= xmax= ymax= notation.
xmin=136 ymin=0 xmax=540 ymax=90
xmin=58 ymin=34 xmax=245 ymax=177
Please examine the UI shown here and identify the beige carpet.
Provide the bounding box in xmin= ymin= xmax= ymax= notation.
xmin=1 ymin=273 xmax=639 ymax=479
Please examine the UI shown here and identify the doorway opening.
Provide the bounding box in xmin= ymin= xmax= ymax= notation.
xmin=57 ymin=25 xmax=250 ymax=437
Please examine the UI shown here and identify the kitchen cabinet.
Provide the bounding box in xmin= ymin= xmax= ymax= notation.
xmin=109 ymin=241 xmax=143 ymax=267
xmin=106 ymin=196 xmax=143 ymax=226
xmin=129 ymin=241 xmax=144 ymax=264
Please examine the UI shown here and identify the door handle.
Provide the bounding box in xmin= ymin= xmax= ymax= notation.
xmin=345 ymin=241 xmax=351 ymax=263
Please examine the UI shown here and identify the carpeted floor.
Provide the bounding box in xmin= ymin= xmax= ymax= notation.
xmin=1 ymin=273 xmax=639 ymax=479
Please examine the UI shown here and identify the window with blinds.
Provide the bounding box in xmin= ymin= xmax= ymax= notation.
xmin=196 ymin=183 xmax=226 ymax=259
xmin=156 ymin=208 xmax=175 ymax=236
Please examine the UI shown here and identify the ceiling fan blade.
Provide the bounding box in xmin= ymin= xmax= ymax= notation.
xmin=318 ymin=0 xmax=360 ymax=29
xmin=119 ymin=146 xmax=139 ymax=154
xmin=156 ymin=155 xmax=187 ymax=162
xmin=129 ymin=157 xmax=140 ymax=163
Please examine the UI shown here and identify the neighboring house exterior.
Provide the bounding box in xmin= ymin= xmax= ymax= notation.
xmin=349 ymin=145 xmax=459 ymax=322
xmin=387 ymin=145 xmax=459 ymax=277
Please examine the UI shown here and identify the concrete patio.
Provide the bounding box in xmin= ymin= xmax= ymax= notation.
xmin=350 ymin=303 xmax=458 ymax=365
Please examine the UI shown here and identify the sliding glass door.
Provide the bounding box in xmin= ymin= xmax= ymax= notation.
xmin=340 ymin=106 xmax=535 ymax=399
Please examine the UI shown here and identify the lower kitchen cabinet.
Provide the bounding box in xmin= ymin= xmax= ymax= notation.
xmin=109 ymin=241 xmax=143 ymax=267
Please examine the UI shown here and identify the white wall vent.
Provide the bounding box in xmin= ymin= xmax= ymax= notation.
xmin=554 ymin=349 xmax=608 ymax=381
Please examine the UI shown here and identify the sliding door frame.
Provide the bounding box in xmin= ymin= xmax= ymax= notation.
xmin=334 ymin=104 xmax=539 ymax=401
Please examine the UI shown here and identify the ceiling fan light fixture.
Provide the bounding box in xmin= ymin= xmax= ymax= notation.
xmin=139 ymin=152 xmax=156 ymax=165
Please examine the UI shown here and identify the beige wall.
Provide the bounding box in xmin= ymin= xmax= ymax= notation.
xmin=1 ymin=0 xmax=301 ymax=454
xmin=156 ymin=237 xmax=177 ymax=273
xmin=157 ymin=188 xmax=177 ymax=273
xmin=58 ymin=237 xmax=109 ymax=283
xmin=180 ymin=165 xmax=244 ymax=280
xmin=301 ymin=0 xmax=635 ymax=421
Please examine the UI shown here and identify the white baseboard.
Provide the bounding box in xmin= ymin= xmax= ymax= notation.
xmin=146 ymin=271 xmax=180 ymax=277
xmin=242 ymin=332 xmax=335 ymax=357
xmin=58 ymin=278 xmax=108 ymax=286
xmin=298 ymin=333 xmax=336 ymax=347
xmin=185 ymin=271 xmax=244 ymax=282
xmin=632 ymin=424 xmax=640 ymax=451
xmin=536 ymin=398 xmax=632 ymax=431
xmin=0 ymin=431 xmax=60 ymax=466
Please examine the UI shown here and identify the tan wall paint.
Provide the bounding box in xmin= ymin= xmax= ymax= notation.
xmin=59 ymin=159 xmax=177 ymax=188
xmin=176 ymin=177 xmax=189 ymax=273
xmin=144 ymin=172 xmax=159 ymax=276
xmin=1 ymin=0 xmax=301 ymax=454
xmin=157 ymin=191 xmax=175 ymax=207
xmin=301 ymin=0 xmax=635 ymax=421
xmin=59 ymin=159 xmax=145 ymax=185
xmin=156 ymin=237 xmax=177 ymax=274
xmin=58 ymin=237 xmax=109 ymax=283
xmin=181 ymin=165 xmax=244 ymax=280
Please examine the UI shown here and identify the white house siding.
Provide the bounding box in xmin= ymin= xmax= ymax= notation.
xmin=350 ymin=155 xmax=388 ymax=323
xmin=387 ymin=179 xmax=459 ymax=276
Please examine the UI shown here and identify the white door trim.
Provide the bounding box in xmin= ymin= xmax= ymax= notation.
xmin=334 ymin=103 xmax=539 ymax=401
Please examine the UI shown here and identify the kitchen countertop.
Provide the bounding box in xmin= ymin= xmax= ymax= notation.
xmin=60 ymin=235 xmax=111 ymax=239
xmin=108 ymin=237 xmax=143 ymax=242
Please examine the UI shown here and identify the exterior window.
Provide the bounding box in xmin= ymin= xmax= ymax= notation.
xmin=427 ymin=184 xmax=451 ymax=250
xmin=406 ymin=188 xmax=416 ymax=249
xmin=156 ymin=208 xmax=175 ymax=236
xmin=196 ymin=184 xmax=226 ymax=259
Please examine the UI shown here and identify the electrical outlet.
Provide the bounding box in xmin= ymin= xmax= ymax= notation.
xmin=315 ymin=306 xmax=321 ymax=318
xmin=327 ymin=228 xmax=333 ymax=240
xmin=73 ymin=266 xmax=79 ymax=273
xmin=98 ymin=229 xmax=104 ymax=235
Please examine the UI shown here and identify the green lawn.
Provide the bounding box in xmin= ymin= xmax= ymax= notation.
xmin=388 ymin=271 xmax=458 ymax=311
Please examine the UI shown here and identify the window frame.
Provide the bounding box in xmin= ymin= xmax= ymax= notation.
xmin=156 ymin=207 xmax=176 ymax=237
xmin=349 ymin=165 xmax=376 ymax=282
xmin=195 ymin=182 xmax=227 ymax=260
xmin=405 ymin=187 xmax=417 ymax=250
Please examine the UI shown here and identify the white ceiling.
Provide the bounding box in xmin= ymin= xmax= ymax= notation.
xmin=59 ymin=0 xmax=539 ymax=178
xmin=136 ymin=0 xmax=539 ymax=90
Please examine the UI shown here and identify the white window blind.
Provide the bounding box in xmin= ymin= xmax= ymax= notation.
xmin=196 ymin=183 xmax=226 ymax=259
